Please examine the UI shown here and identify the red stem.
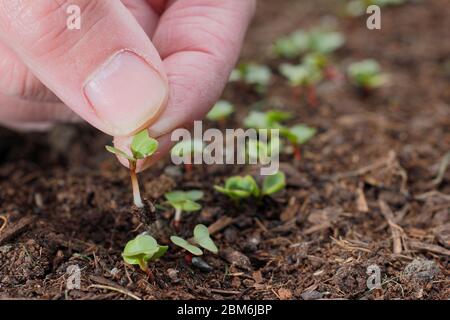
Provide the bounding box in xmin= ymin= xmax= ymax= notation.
xmin=184 ymin=163 xmax=192 ymax=174
xmin=307 ymin=86 xmax=318 ymax=107
xmin=293 ymin=145 xmax=302 ymax=161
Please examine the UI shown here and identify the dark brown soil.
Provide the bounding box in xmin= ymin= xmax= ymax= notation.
xmin=0 ymin=0 xmax=449 ymax=300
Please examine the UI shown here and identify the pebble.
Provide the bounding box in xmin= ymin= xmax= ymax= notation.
xmin=301 ymin=290 xmax=323 ymax=300
xmin=403 ymin=259 xmax=440 ymax=281
xmin=191 ymin=257 xmax=214 ymax=273
xmin=164 ymin=166 xmax=183 ymax=179
xmin=220 ymin=248 xmax=252 ymax=271
xmin=167 ymin=268 xmax=180 ymax=282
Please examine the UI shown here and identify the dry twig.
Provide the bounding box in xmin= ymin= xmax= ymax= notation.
xmin=379 ymin=200 xmax=404 ymax=254
xmin=0 ymin=215 xmax=7 ymax=234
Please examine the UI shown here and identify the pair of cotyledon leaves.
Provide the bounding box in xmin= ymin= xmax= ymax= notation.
xmin=106 ymin=130 xmax=158 ymax=162
xmin=164 ymin=190 xmax=203 ymax=212
xmin=170 ymin=224 xmax=218 ymax=256
xmin=123 ymin=224 xmax=217 ymax=267
xmin=122 ymin=234 xmax=168 ymax=269
xmin=214 ymin=172 xmax=285 ymax=200
xmin=244 ymin=111 xmax=316 ymax=146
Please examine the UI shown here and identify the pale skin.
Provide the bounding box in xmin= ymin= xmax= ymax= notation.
xmin=0 ymin=0 xmax=256 ymax=172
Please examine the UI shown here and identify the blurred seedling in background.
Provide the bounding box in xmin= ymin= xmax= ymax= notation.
xmin=244 ymin=110 xmax=292 ymax=130
xmin=346 ymin=0 xmax=408 ymax=16
xmin=247 ymin=136 xmax=282 ymax=165
xmin=281 ymin=124 xmax=317 ymax=161
xmin=280 ymin=63 xmax=323 ymax=106
xmin=307 ymin=29 xmax=345 ymax=55
xmin=230 ymin=63 xmax=272 ymax=94
xmin=273 ymin=28 xmax=345 ymax=58
xmin=303 ymin=52 xmax=339 ymax=81
xmin=207 ymin=100 xmax=235 ymax=126
xmin=171 ymin=139 xmax=205 ymax=173
xmin=122 ymin=234 xmax=168 ymax=278
xmin=214 ymin=172 xmax=286 ymax=201
xmin=347 ymin=59 xmax=388 ymax=95
xmin=170 ymin=224 xmax=218 ymax=256
xmin=164 ymin=190 xmax=203 ymax=231
xmin=273 ymin=30 xmax=310 ymax=58
xmin=106 ymin=130 xmax=158 ymax=210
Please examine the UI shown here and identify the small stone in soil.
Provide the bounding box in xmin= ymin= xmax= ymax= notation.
xmin=167 ymin=268 xmax=180 ymax=282
xmin=221 ymin=248 xmax=252 ymax=271
xmin=164 ymin=166 xmax=183 ymax=179
xmin=130 ymin=199 xmax=155 ymax=228
xmin=243 ymin=234 xmax=261 ymax=252
xmin=403 ymin=259 xmax=440 ymax=281
xmin=301 ymin=290 xmax=323 ymax=300
xmin=191 ymin=257 xmax=214 ymax=273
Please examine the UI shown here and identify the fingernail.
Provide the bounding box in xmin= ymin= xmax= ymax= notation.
xmin=84 ymin=51 xmax=168 ymax=136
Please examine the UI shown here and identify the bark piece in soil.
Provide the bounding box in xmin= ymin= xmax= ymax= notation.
xmin=0 ymin=216 xmax=36 ymax=245
xmin=220 ymin=248 xmax=252 ymax=271
xmin=403 ymin=259 xmax=441 ymax=281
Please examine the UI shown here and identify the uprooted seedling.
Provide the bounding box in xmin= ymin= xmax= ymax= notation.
xmin=164 ymin=190 xmax=203 ymax=231
xmin=106 ymin=130 xmax=158 ymax=224
xmin=122 ymin=233 xmax=168 ymax=278
xmin=214 ymin=172 xmax=286 ymax=201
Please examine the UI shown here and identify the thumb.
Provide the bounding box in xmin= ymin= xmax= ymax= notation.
xmin=0 ymin=0 xmax=168 ymax=137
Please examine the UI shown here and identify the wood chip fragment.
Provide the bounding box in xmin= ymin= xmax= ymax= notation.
xmin=0 ymin=216 xmax=35 ymax=245
xmin=356 ymin=188 xmax=369 ymax=212
xmin=408 ymin=240 xmax=450 ymax=256
xmin=379 ymin=200 xmax=404 ymax=254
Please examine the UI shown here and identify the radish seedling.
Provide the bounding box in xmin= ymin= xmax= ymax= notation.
xmin=347 ymin=59 xmax=388 ymax=93
xmin=230 ymin=63 xmax=272 ymax=93
xmin=171 ymin=139 xmax=205 ymax=173
xmin=165 ymin=190 xmax=203 ymax=230
xmin=214 ymin=175 xmax=260 ymax=200
xmin=244 ymin=110 xmax=291 ymax=130
xmin=170 ymin=224 xmax=218 ymax=256
xmin=303 ymin=52 xmax=339 ymax=80
xmin=274 ymin=28 xmax=344 ymax=58
xmin=280 ymin=63 xmax=323 ymax=106
xmin=214 ymin=172 xmax=286 ymax=200
xmin=307 ymin=29 xmax=345 ymax=55
xmin=106 ymin=130 xmax=158 ymax=208
xmin=247 ymin=136 xmax=282 ymax=165
xmin=273 ymin=30 xmax=310 ymax=58
xmin=281 ymin=124 xmax=317 ymax=160
xmin=207 ymin=100 xmax=235 ymax=124
xmin=122 ymin=234 xmax=168 ymax=274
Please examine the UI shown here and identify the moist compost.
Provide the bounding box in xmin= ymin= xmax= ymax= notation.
xmin=0 ymin=0 xmax=448 ymax=300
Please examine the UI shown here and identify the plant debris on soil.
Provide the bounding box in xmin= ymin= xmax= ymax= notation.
xmin=0 ymin=0 xmax=449 ymax=300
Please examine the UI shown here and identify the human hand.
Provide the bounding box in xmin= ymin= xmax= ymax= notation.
xmin=0 ymin=0 xmax=256 ymax=171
